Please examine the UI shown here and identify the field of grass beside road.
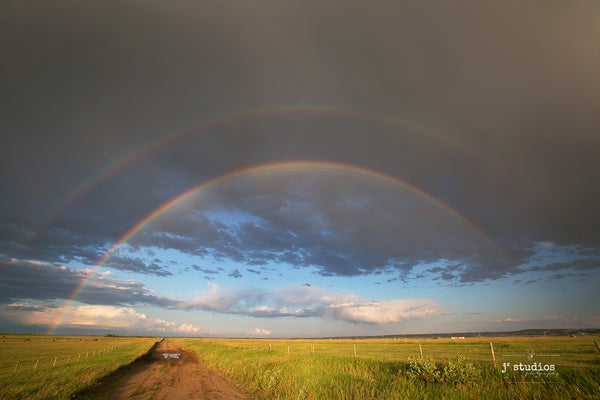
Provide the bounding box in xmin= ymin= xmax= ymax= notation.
xmin=178 ymin=337 xmax=600 ymax=399
xmin=0 ymin=334 xmax=159 ymax=400
xmin=0 ymin=334 xmax=597 ymax=399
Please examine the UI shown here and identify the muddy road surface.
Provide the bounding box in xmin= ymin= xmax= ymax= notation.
xmin=75 ymin=339 xmax=249 ymax=400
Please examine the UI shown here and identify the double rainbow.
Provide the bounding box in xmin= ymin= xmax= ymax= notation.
xmin=47 ymin=160 xmax=511 ymax=334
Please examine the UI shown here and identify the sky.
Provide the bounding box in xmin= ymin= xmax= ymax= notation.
xmin=1 ymin=0 xmax=599 ymax=338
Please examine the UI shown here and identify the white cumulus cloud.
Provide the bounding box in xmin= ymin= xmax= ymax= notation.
xmin=176 ymin=323 xmax=214 ymax=336
xmin=2 ymin=303 xmax=180 ymax=333
xmin=179 ymin=283 xmax=445 ymax=324
xmin=322 ymin=298 xmax=442 ymax=324
xmin=249 ymin=327 xmax=271 ymax=336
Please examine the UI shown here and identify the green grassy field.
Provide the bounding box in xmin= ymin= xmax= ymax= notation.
xmin=1 ymin=334 xmax=598 ymax=399
xmin=177 ymin=336 xmax=600 ymax=399
xmin=0 ymin=334 xmax=159 ymax=400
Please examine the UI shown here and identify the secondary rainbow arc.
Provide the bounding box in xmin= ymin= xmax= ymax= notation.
xmin=21 ymin=103 xmax=482 ymax=257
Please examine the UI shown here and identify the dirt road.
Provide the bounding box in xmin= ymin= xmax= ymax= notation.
xmin=75 ymin=339 xmax=249 ymax=400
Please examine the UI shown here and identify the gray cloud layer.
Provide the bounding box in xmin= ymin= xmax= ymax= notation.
xmin=1 ymin=1 xmax=599 ymax=284
xmin=0 ymin=258 xmax=177 ymax=308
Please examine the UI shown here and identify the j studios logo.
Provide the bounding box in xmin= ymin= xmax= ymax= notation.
xmin=500 ymin=351 xmax=559 ymax=377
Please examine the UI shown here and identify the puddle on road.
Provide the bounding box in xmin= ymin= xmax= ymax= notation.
xmin=162 ymin=353 xmax=180 ymax=359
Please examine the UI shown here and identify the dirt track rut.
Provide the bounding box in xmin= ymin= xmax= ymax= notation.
xmin=75 ymin=339 xmax=248 ymax=400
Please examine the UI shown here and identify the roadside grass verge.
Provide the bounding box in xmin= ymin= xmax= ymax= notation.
xmin=178 ymin=338 xmax=600 ymax=399
xmin=0 ymin=335 xmax=160 ymax=400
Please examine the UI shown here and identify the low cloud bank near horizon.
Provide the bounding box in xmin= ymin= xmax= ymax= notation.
xmin=1 ymin=303 xmax=213 ymax=336
xmin=0 ymin=259 xmax=446 ymax=325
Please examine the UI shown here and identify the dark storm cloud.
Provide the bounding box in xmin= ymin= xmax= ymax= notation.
xmin=228 ymin=269 xmax=243 ymax=279
xmin=6 ymin=303 xmax=45 ymax=312
xmin=104 ymin=256 xmax=172 ymax=277
xmin=528 ymin=259 xmax=600 ymax=273
xmin=191 ymin=265 xmax=221 ymax=275
xmin=1 ymin=1 xmax=599 ymax=282
xmin=0 ymin=258 xmax=178 ymax=308
xmin=126 ymin=175 xmax=521 ymax=281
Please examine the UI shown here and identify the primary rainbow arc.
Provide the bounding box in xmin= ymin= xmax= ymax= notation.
xmin=48 ymin=160 xmax=512 ymax=334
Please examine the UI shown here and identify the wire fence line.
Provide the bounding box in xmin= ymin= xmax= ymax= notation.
xmin=189 ymin=337 xmax=600 ymax=369
xmin=194 ymin=339 xmax=502 ymax=366
xmin=1 ymin=342 xmax=136 ymax=375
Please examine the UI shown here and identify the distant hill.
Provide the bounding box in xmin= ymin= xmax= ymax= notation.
xmin=323 ymin=328 xmax=600 ymax=340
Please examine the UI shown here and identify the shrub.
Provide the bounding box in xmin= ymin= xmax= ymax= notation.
xmin=442 ymin=353 xmax=481 ymax=384
xmin=406 ymin=356 xmax=440 ymax=383
xmin=405 ymin=353 xmax=481 ymax=384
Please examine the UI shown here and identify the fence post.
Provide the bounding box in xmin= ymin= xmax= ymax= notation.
xmin=419 ymin=344 xmax=423 ymax=358
xmin=287 ymin=346 xmax=290 ymax=355
xmin=269 ymin=343 xmax=272 ymax=352
xmin=53 ymin=357 xmax=57 ymax=367
xmin=34 ymin=360 xmax=39 ymax=370
xmin=490 ymin=342 xmax=496 ymax=369
xmin=13 ymin=360 xmax=19 ymax=374
xmin=353 ymin=344 xmax=357 ymax=358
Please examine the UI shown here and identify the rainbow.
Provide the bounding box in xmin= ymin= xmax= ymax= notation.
xmin=20 ymin=103 xmax=485 ymax=256
xmin=47 ymin=160 xmax=512 ymax=334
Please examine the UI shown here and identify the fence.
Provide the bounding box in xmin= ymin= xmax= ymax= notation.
xmin=191 ymin=337 xmax=600 ymax=370
xmin=0 ymin=338 xmax=143 ymax=375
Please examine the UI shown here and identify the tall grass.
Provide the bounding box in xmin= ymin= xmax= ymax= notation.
xmin=0 ymin=335 xmax=159 ymax=400
xmin=178 ymin=337 xmax=600 ymax=399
